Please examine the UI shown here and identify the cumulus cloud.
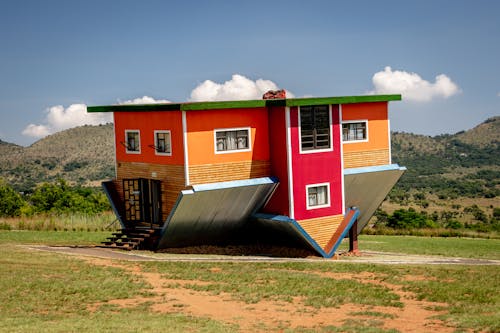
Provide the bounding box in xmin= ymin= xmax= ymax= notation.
xmin=22 ymin=95 xmax=170 ymax=139
xmin=190 ymin=74 xmax=293 ymax=101
xmin=22 ymin=103 xmax=112 ymax=139
xmin=370 ymin=66 xmax=460 ymax=102
xmin=118 ymin=95 xmax=171 ymax=105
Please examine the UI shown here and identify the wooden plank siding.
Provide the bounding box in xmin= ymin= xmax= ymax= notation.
xmin=343 ymin=148 xmax=390 ymax=169
xmin=297 ymin=214 xmax=345 ymax=248
xmin=188 ymin=160 xmax=271 ymax=185
xmin=115 ymin=161 xmax=186 ymax=218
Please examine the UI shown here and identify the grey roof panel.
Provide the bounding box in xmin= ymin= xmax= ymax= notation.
xmin=344 ymin=164 xmax=406 ymax=234
xmin=157 ymin=177 xmax=279 ymax=248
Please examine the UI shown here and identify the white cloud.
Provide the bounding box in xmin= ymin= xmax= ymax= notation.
xmin=22 ymin=95 xmax=171 ymax=139
xmin=370 ymin=66 xmax=461 ymax=102
xmin=22 ymin=103 xmax=112 ymax=139
xmin=118 ymin=95 xmax=171 ymax=105
xmin=190 ymin=74 xmax=293 ymax=101
xmin=22 ymin=124 xmax=52 ymax=138
xmin=22 ymin=79 xmax=293 ymax=140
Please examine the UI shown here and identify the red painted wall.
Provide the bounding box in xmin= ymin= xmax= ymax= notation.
xmin=262 ymin=106 xmax=289 ymax=216
xmin=114 ymin=110 xmax=184 ymax=165
xmin=289 ymin=105 xmax=343 ymax=220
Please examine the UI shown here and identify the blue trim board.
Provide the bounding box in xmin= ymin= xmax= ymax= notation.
xmin=160 ymin=190 xmax=187 ymax=234
xmin=252 ymin=213 xmax=326 ymax=255
xmin=192 ymin=177 xmax=278 ymax=192
xmin=344 ymin=163 xmax=406 ymax=176
xmin=101 ymin=181 xmax=126 ymax=229
xmin=325 ymin=208 xmax=360 ymax=258
xmin=253 ymin=208 xmax=360 ymax=258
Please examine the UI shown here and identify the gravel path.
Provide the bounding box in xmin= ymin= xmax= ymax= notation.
xmin=27 ymin=245 xmax=500 ymax=265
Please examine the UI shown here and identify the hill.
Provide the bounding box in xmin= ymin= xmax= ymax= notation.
xmin=1 ymin=116 xmax=499 ymax=200
xmin=384 ymin=116 xmax=499 ymax=231
xmin=391 ymin=116 xmax=500 ymax=198
xmin=0 ymin=124 xmax=114 ymax=191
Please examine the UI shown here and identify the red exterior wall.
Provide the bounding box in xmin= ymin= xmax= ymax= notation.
xmin=289 ymin=105 xmax=343 ymax=220
xmin=114 ymin=110 xmax=184 ymax=165
xmin=262 ymin=106 xmax=289 ymax=216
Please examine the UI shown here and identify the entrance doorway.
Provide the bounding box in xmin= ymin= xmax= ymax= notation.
xmin=123 ymin=178 xmax=162 ymax=228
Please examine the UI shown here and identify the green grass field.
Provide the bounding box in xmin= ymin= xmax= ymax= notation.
xmin=0 ymin=231 xmax=499 ymax=332
xmin=357 ymin=235 xmax=500 ymax=260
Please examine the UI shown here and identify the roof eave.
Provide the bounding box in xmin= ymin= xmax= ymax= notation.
xmin=86 ymin=94 xmax=402 ymax=113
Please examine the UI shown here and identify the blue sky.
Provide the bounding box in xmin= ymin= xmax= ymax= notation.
xmin=0 ymin=0 xmax=499 ymax=146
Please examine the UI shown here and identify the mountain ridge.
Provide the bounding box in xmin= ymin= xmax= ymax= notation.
xmin=0 ymin=117 xmax=499 ymax=193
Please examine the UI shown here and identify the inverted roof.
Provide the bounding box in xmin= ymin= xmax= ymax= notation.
xmin=87 ymin=94 xmax=401 ymax=113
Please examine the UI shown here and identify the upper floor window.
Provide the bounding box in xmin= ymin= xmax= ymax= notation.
xmin=306 ymin=183 xmax=330 ymax=209
xmin=125 ymin=130 xmax=140 ymax=154
xmin=300 ymin=105 xmax=331 ymax=152
xmin=342 ymin=121 xmax=368 ymax=142
xmin=215 ymin=127 xmax=251 ymax=153
xmin=154 ymin=130 xmax=172 ymax=156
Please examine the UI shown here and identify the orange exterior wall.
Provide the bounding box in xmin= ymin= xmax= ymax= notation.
xmin=341 ymin=102 xmax=389 ymax=153
xmin=114 ymin=111 xmax=184 ymax=165
xmin=186 ymin=108 xmax=270 ymax=165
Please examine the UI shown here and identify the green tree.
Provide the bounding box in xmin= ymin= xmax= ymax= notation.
xmin=28 ymin=179 xmax=110 ymax=214
xmin=0 ymin=179 xmax=25 ymax=217
xmin=386 ymin=208 xmax=438 ymax=229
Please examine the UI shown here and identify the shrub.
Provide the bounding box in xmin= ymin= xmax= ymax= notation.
xmin=0 ymin=179 xmax=25 ymax=217
xmin=386 ymin=208 xmax=438 ymax=229
xmin=27 ymin=179 xmax=110 ymax=214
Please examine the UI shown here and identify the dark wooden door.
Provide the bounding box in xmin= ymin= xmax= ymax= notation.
xmin=123 ymin=179 xmax=162 ymax=227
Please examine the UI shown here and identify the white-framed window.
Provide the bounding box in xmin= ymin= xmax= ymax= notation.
xmin=214 ymin=127 xmax=251 ymax=153
xmin=153 ymin=130 xmax=172 ymax=156
xmin=342 ymin=120 xmax=368 ymax=143
xmin=299 ymin=105 xmax=332 ymax=153
xmin=306 ymin=183 xmax=330 ymax=210
xmin=125 ymin=130 xmax=141 ymax=154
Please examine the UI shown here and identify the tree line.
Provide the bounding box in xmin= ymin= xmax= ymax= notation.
xmin=372 ymin=207 xmax=500 ymax=234
xmin=0 ymin=178 xmax=110 ymax=217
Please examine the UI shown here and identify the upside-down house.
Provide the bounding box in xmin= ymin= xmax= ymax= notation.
xmin=87 ymin=91 xmax=405 ymax=257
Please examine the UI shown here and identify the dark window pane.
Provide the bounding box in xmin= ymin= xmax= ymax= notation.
xmin=300 ymin=105 xmax=331 ymax=150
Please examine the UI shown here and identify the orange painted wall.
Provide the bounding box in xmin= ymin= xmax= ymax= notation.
xmin=114 ymin=111 xmax=184 ymax=165
xmin=341 ymin=102 xmax=389 ymax=152
xmin=186 ymin=108 xmax=270 ymax=165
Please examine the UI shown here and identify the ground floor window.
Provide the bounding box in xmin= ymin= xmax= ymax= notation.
xmin=125 ymin=130 xmax=140 ymax=153
xmin=306 ymin=183 xmax=330 ymax=209
xmin=342 ymin=121 xmax=368 ymax=142
xmin=215 ymin=127 xmax=251 ymax=153
xmin=154 ymin=130 xmax=171 ymax=155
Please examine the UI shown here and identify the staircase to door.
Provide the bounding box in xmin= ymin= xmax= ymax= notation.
xmin=101 ymin=178 xmax=162 ymax=250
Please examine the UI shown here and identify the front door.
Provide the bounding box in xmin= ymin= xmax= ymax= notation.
xmin=123 ymin=178 xmax=162 ymax=227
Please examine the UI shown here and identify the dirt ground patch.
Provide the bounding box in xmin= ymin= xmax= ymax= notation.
xmin=28 ymin=245 xmax=497 ymax=331
xmin=80 ymin=255 xmax=455 ymax=332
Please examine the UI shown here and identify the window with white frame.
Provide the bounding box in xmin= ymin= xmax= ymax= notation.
xmin=154 ymin=130 xmax=171 ymax=155
xmin=342 ymin=121 xmax=368 ymax=142
xmin=125 ymin=130 xmax=140 ymax=153
xmin=306 ymin=183 xmax=330 ymax=209
xmin=300 ymin=105 xmax=331 ymax=151
xmin=215 ymin=128 xmax=251 ymax=153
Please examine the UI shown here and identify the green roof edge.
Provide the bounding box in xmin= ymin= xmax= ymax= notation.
xmin=87 ymin=94 xmax=401 ymax=113
xmin=285 ymin=94 xmax=402 ymax=106
xmin=87 ymin=103 xmax=181 ymax=113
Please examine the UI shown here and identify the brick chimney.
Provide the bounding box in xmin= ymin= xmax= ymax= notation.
xmin=262 ymin=89 xmax=286 ymax=99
